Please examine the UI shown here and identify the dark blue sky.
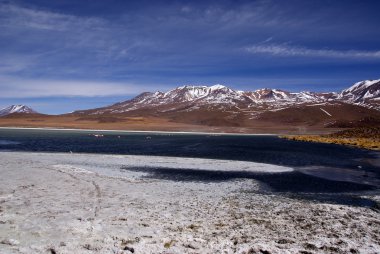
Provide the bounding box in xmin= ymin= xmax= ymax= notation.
xmin=1 ymin=0 xmax=380 ymax=114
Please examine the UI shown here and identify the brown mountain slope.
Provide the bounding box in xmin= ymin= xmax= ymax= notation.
xmin=1 ymin=101 xmax=379 ymax=135
xmin=257 ymin=103 xmax=380 ymax=127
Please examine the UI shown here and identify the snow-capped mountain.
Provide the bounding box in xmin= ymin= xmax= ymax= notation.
xmin=243 ymin=89 xmax=334 ymax=104
xmin=75 ymin=85 xmax=335 ymax=115
xmin=133 ymin=85 xmax=247 ymax=105
xmin=74 ymin=79 xmax=380 ymax=117
xmin=338 ymin=79 xmax=380 ymax=109
xmin=0 ymin=105 xmax=38 ymax=116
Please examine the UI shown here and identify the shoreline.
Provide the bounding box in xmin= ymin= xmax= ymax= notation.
xmin=2 ymin=126 xmax=380 ymax=153
xmin=0 ymin=126 xmax=278 ymax=136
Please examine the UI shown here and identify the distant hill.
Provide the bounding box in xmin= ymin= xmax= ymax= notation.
xmin=0 ymin=105 xmax=38 ymax=117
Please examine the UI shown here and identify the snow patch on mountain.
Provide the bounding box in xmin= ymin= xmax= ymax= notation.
xmin=338 ymin=79 xmax=380 ymax=109
xmin=341 ymin=79 xmax=380 ymax=94
xmin=0 ymin=105 xmax=37 ymax=116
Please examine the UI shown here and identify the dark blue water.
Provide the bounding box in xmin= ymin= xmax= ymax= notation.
xmin=1 ymin=128 xmax=379 ymax=208
xmin=0 ymin=129 xmax=375 ymax=167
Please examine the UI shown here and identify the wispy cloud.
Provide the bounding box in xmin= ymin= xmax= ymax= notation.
xmin=0 ymin=76 xmax=169 ymax=98
xmin=0 ymin=0 xmax=379 ymax=109
xmin=245 ymin=44 xmax=380 ymax=59
xmin=0 ymin=4 xmax=106 ymax=31
xmin=0 ymin=2 xmax=128 ymax=65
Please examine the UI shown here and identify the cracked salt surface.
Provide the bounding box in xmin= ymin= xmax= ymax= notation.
xmin=0 ymin=152 xmax=379 ymax=254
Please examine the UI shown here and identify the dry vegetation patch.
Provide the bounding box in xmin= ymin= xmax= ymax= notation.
xmin=282 ymin=127 xmax=380 ymax=150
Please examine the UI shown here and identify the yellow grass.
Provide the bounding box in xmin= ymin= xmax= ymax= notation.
xmin=282 ymin=135 xmax=380 ymax=150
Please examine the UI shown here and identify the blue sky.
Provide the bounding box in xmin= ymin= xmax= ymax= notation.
xmin=1 ymin=0 xmax=380 ymax=114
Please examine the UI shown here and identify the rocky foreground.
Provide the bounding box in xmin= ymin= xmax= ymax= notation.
xmin=0 ymin=152 xmax=379 ymax=254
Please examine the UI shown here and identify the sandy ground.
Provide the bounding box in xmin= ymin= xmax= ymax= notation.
xmin=0 ymin=152 xmax=379 ymax=254
xmin=0 ymin=115 xmax=339 ymax=135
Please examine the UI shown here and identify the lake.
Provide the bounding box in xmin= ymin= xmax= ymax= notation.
xmin=0 ymin=128 xmax=379 ymax=207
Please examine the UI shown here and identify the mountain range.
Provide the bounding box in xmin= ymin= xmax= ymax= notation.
xmin=1 ymin=79 xmax=380 ymax=132
xmin=74 ymin=79 xmax=380 ymax=116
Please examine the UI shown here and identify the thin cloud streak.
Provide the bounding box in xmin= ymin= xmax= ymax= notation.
xmin=0 ymin=3 xmax=106 ymax=31
xmin=0 ymin=76 xmax=169 ymax=98
xmin=245 ymin=44 xmax=380 ymax=59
